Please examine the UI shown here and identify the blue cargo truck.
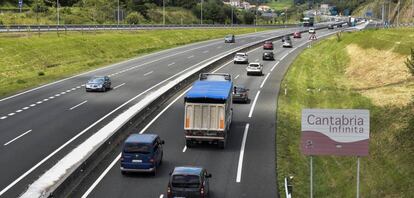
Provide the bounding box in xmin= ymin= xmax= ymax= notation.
xmin=184 ymin=73 xmax=233 ymax=149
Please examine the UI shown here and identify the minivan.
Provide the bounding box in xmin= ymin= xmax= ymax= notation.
xmin=167 ymin=166 xmax=212 ymax=198
xmin=120 ymin=134 xmax=164 ymax=175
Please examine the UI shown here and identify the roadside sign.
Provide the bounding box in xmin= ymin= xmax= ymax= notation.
xmin=301 ymin=109 xmax=370 ymax=156
xmin=18 ymin=0 xmax=23 ymax=6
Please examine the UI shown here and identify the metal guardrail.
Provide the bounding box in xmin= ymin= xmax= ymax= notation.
xmin=365 ymin=22 xmax=414 ymax=29
xmin=39 ymin=25 xmax=331 ymax=198
xmin=0 ymin=24 xmax=300 ymax=33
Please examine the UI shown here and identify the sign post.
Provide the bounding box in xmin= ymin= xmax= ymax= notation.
xmin=301 ymin=109 xmax=370 ymax=197
xmin=18 ymin=0 xmax=23 ymax=13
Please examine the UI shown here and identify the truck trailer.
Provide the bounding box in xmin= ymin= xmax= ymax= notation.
xmin=184 ymin=73 xmax=233 ymax=149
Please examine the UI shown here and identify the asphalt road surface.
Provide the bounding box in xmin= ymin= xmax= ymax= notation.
xmin=69 ymin=28 xmax=340 ymax=198
xmin=0 ymin=27 xmax=332 ymax=197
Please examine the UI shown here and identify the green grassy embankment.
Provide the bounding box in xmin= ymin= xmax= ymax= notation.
xmin=266 ymin=0 xmax=293 ymax=11
xmin=0 ymin=28 xmax=268 ymax=97
xmin=276 ymin=28 xmax=414 ymax=197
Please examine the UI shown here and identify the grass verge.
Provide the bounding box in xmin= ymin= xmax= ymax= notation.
xmin=0 ymin=28 xmax=268 ymax=97
xmin=276 ymin=28 xmax=414 ymax=197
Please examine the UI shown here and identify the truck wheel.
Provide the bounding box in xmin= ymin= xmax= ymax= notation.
xmin=186 ymin=140 xmax=193 ymax=148
xmin=218 ymin=140 xmax=226 ymax=149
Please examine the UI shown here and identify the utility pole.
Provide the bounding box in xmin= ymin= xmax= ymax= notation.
xmin=163 ymin=0 xmax=165 ymax=25
xmin=117 ymin=0 xmax=120 ymax=25
xmin=231 ymin=0 xmax=234 ymax=26
xmin=201 ymin=0 xmax=203 ymax=25
xmin=56 ymin=0 xmax=60 ymax=25
xmin=388 ymin=0 xmax=391 ymax=24
xmin=397 ymin=1 xmax=400 ymax=26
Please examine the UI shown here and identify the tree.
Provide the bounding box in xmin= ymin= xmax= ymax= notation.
xmin=405 ymin=48 xmax=414 ymax=76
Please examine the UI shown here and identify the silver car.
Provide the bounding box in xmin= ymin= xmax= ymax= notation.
xmin=283 ymin=40 xmax=293 ymax=48
xmin=246 ymin=62 xmax=263 ymax=76
xmin=85 ymin=76 xmax=111 ymax=92
xmin=233 ymin=52 xmax=249 ymax=64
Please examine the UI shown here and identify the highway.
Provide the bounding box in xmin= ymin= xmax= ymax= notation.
xmin=68 ymin=28 xmax=339 ymax=198
xmin=0 ymin=27 xmax=324 ymax=197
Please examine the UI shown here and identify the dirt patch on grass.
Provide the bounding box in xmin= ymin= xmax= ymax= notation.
xmin=345 ymin=44 xmax=413 ymax=106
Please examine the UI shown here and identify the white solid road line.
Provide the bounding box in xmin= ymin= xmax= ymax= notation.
xmin=4 ymin=130 xmax=33 ymax=146
xmin=260 ymin=73 xmax=271 ymax=89
xmin=113 ymin=83 xmax=126 ymax=90
xmin=248 ymin=91 xmax=261 ymax=118
xmin=78 ymin=30 xmax=325 ymax=196
xmin=0 ymin=29 xmax=287 ymax=103
xmin=234 ymin=74 xmax=240 ymax=80
xmin=144 ymin=71 xmax=154 ymax=76
xmin=140 ymin=88 xmax=191 ymax=134
xmin=81 ymin=153 xmax=121 ymax=198
xmin=270 ymin=61 xmax=280 ymax=72
xmin=81 ymin=88 xmax=192 ymax=198
xmin=69 ymin=101 xmax=88 ymax=111
xmin=2 ymin=35 xmax=266 ymax=196
xmin=236 ymin=123 xmax=250 ymax=183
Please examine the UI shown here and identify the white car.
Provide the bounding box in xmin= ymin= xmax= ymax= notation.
xmin=233 ymin=53 xmax=249 ymax=64
xmin=246 ymin=62 xmax=263 ymax=76
xmin=309 ymin=28 xmax=315 ymax=34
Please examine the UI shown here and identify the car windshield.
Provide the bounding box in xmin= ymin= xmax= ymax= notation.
xmin=172 ymin=175 xmax=200 ymax=188
xmin=264 ymin=52 xmax=272 ymax=55
xmin=88 ymin=78 xmax=104 ymax=83
xmin=123 ymin=143 xmax=151 ymax=154
xmin=236 ymin=54 xmax=246 ymax=58
xmin=265 ymin=41 xmax=272 ymax=44
xmin=249 ymin=64 xmax=259 ymax=67
xmin=235 ymin=87 xmax=246 ymax=93
xmin=225 ymin=35 xmax=233 ymax=38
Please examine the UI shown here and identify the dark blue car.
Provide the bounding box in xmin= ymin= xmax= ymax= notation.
xmin=167 ymin=166 xmax=212 ymax=198
xmin=120 ymin=134 xmax=164 ymax=175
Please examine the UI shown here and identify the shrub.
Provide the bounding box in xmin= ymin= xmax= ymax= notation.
xmin=126 ymin=12 xmax=144 ymax=24
xmin=38 ymin=71 xmax=45 ymax=76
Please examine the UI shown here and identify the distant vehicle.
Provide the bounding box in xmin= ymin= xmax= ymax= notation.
xmin=348 ymin=17 xmax=356 ymax=27
xmin=120 ymin=134 xmax=165 ymax=175
xmin=308 ymin=27 xmax=316 ymax=34
xmin=85 ymin=76 xmax=111 ymax=92
xmin=337 ymin=23 xmax=343 ymax=28
xmin=262 ymin=51 xmax=275 ymax=60
xmin=224 ymin=34 xmax=235 ymax=43
xmin=167 ymin=166 xmax=212 ymax=198
xmin=263 ymin=41 xmax=274 ymax=50
xmin=281 ymin=35 xmax=291 ymax=42
xmin=335 ymin=18 xmax=340 ymax=22
xmin=328 ymin=24 xmax=334 ymax=29
xmin=282 ymin=39 xmax=293 ymax=48
xmin=293 ymin=32 xmax=301 ymax=38
xmin=246 ymin=62 xmax=263 ymax=76
xmin=232 ymin=86 xmax=249 ymax=103
xmin=184 ymin=73 xmax=233 ymax=148
xmin=233 ymin=52 xmax=249 ymax=64
xmin=303 ymin=17 xmax=314 ymax=27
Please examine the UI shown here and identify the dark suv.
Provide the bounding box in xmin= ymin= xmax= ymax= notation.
xmin=167 ymin=166 xmax=212 ymax=198
xmin=120 ymin=134 xmax=164 ymax=175
xmin=262 ymin=51 xmax=275 ymax=61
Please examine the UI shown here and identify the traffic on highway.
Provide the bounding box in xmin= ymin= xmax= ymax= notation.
xmin=0 ymin=11 xmax=370 ymax=197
